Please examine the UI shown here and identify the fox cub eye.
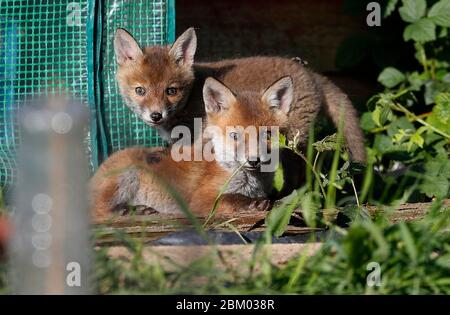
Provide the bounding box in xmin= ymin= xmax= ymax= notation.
xmin=229 ymin=132 xmax=239 ymax=140
xmin=166 ymin=87 xmax=178 ymax=96
xmin=135 ymin=87 xmax=146 ymax=96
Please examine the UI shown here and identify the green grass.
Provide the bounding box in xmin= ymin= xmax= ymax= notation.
xmin=90 ymin=199 xmax=449 ymax=295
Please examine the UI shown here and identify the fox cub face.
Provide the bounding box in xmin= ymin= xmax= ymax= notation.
xmin=114 ymin=28 xmax=197 ymax=126
xmin=203 ymin=76 xmax=293 ymax=173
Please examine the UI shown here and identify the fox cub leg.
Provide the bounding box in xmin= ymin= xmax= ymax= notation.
xmin=189 ymin=190 xmax=272 ymax=216
xmin=90 ymin=147 xmax=165 ymax=222
xmin=217 ymin=194 xmax=272 ymax=214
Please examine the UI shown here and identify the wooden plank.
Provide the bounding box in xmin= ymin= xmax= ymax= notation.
xmin=95 ymin=201 xmax=448 ymax=246
xmin=100 ymin=201 xmax=448 ymax=268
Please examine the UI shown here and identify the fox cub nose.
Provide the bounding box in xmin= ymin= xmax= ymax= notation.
xmin=150 ymin=112 xmax=162 ymax=122
xmin=247 ymin=157 xmax=261 ymax=168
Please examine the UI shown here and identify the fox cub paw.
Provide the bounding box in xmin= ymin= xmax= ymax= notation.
xmin=118 ymin=205 xmax=158 ymax=216
xmin=146 ymin=151 xmax=165 ymax=164
xmin=248 ymin=199 xmax=272 ymax=212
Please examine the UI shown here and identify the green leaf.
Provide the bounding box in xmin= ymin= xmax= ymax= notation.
xmin=420 ymin=156 xmax=450 ymax=199
xmin=385 ymin=0 xmax=400 ymax=17
xmin=371 ymin=106 xmax=383 ymax=127
xmin=424 ymin=153 xmax=450 ymax=177
xmin=265 ymin=190 xmax=301 ymax=238
xmin=437 ymin=69 xmax=450 ymax=81
xmin=427 ymin=112 xmax=450 ymax=134
xmin=398 ymin=222 xmax=418 ymax=263
xmin=407 ymin=71 xmax=427 ymax=91
xmin=420 ymin=175 xmax=449 ymax=199
xmin=371 ymin=104 xmax=393 ymax=127
xmin=438 ymin=26 xmax=449 ymax=38
xmin=273 ymin=162 xmax=284 ymax=193
xmin=274 ymin=131 xmax=287 ymax=149
xmin=338 ymin=160 xmax=351 ymax=178
xmin=425 ymin=81 xmax=450 ymax=105
xmin=378 ymin=67 xmax=405 ymax=88
xmin=360 ymin=112 xmax=377 ymax=131
xmin=403 ymin=18 xmax=436 ymax=42
xmin=313 ymin=133 xmax=340 ymax=152
xmin=428 ymin=0 xmax=450 ymax=27
xmin=399 ymin=0 xmax=426 ymax=22
xmin=342 ymin=205 xmax=371 ymax=222
xmin=434 ymin=93 xmax=450 ymax=124
xmin=414 ymin=42 xmax=428 ymax=67
xmin=373 ymin=134 xmax=394 ymax=154
xmin=409 ymin=131 xmax=424 ymax=150
xmin=300 ymin=191 xmax=321 ymax=228
xmin=387 ymin=117 xmax=415 ymax=138
xmin=435 ymin=252 xmax=450 ymax=269
xmin=394 ymin=128 xmax=410 ymax=144
xmin=362 ymin=221 xmax=390 ymax=259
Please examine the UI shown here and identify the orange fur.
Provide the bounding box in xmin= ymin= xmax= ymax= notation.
xmin=90 ymin=82 xmax=293 ymax=223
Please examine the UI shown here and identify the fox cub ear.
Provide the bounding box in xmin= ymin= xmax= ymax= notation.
xmin=114 ymin=28 xmax=143 ymax=65
xmin=262 ymin=76 xmax=294 ymax=114
xmin=203 ymin=77 xmax=236 ymax=113
xmin=169 ymin=27 xmax=197 ymax=67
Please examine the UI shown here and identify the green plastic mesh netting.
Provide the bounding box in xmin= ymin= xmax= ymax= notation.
xmin=0 ymin=0 xmax=90 ymax=191
xmin=100 ymin=0 xmax=172 ymax=157
xmin=0 ymin=0 xmax=175 ymax=191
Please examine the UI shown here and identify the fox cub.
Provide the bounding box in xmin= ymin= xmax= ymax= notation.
xmin=114 ymin=27 xmax=366 ymax=161
xmin=90 ymin=76 xmax=304 ymax=222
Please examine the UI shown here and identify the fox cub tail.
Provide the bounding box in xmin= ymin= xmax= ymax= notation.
xmin=313 ymin=73 xmax=367 ymax=162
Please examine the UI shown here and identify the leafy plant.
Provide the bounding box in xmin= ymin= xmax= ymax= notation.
xmin=342 ymin=0 xmax=450 ymax=203
xmin=274 ymin=199 xmax=450 ymax=294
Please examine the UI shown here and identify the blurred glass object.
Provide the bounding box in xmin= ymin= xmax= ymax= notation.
xmin=10 ymin=97 xmax=91 ymax=294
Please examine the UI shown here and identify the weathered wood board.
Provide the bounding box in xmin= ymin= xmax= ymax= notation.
xmin=96 ymin=200 xmax=448 ymax=268
xmin=95 ymin=201 xmax=446 ymax=246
